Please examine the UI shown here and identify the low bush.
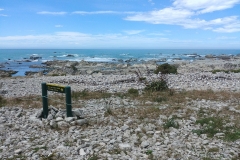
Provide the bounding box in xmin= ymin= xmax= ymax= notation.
xmin=164 ymin=117 xmax=179 ymax=129
xmin=192 ymin=116 xmax=240 ymax=141
xmin=127 ymin=88 xmax=139 ymax=96
xmin=211 ymin=69 xmax=240 ymax=74
xmin=0 ymin=95 xmax=6 ymax=107
xmin=154 ymin=63 xmax=177 ymax=74
xmin=145 ymin=80 xmax=168 ymax=92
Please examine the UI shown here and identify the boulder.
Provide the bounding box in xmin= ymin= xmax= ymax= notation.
xmin=30 ymin=55 xmax=42 ymax=60
xmin=76 ymin=119 xmax=87 ymax=126
xmin=72 ymin=109 xmax=84 ymax=118
xmin=205 ymin=54 xmax=216 ymax=58
xmin=217 ymin=55 xmax=232 ymax=60
xmin=66 ymin=54 xmax=75 ymax=57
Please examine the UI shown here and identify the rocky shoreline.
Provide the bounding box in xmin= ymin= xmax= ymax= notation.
xmin=0 ymin=53 xmax=240 ymax=77
xmin=0 ymin=58 xmax=240 ymax=160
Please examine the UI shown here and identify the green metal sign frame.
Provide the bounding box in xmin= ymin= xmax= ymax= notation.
xmin=42 ymin=82 xmax=73 ymax=118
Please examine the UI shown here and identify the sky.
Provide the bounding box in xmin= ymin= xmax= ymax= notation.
xmin=0 ymin=0 xmax=240 ymax=49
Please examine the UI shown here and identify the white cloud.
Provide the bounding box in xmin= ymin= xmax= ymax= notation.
xmin=37 ymin=11 xmax=67 ymax=15
xmin=178 ymin=16 xmax=240 ymax=29
xmin=216 ymin=36 xmax=237 ymax=40
xmin=0 ymin=32 xmax=173 ymax=48
xmin=1 ymin=31 xmax=239 ymax=49
xmin=125 ymin=0 xmax=240 ymax=33
xmin=72 ymin=11 xmax=138 ymax=15
xmin=73 ymin=11 xmax=116 ymax=15
xmin=148 ymin=0 xmax=155 ymax=5
xmin=0 ymin=8 xmax=7 ymax=16
xmin=55 ymin=25 xmax=63 ymax=28
xmin=123 ymin=30 xmax=145 ymax=35
xmin=125 ymin=8 xmax=193 ymax=24
xmin=213 ymin=22 xmax=240 ymax=32
xmin=173 ymin=0 xmax=240 ymax=13
xmin=147 ymin=33 xmax=165 ymax=36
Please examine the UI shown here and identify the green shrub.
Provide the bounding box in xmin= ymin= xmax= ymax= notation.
xmin=145 ymin=80 xmax=168 ymax=92
xmin=153 ymin=96 xmax=167 ymax=103
xmin=70 ymin=64 xmax=78 ymax=71
xmin=104 ymin=106 xmax=113 ymax=117
xmin=127 ymin=88 xmax=139 ymax=96
xmin=154 ymin=63 xmax=177 ymax=74
xmin=0 ymin=95 xmax=6 ymax=107
xmin=164 ymin=117 xmax=179 ymax=129
xmin=193 ymin=117 xmax=223 ymax=137
xmin=211 ymin=69 xmax=240 ymax=74
xmin=192 ymin=116 xmax=240 ymax=141
xmin=145 ymin=150 xmax=153 ymax=155
xmin=139 ymin=77 xmax=146 ymax=81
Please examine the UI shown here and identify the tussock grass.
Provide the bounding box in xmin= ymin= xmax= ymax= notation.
xmin=1 ymin=87 xmax=240 ymax=143
xmin=211 ymin=69 xmax=240 ymax=74
xmin=164 ymin=117 xmax=179 ymax=129
xmin=193 ymin=116 xmax=240 ymax=141
xmin=72 ymin=90 xmax=111 ymax=100
xmin=2 ymin=89 xmax=240 ymax=109
xmin=0 ymin=95 xmax=7 ymax=107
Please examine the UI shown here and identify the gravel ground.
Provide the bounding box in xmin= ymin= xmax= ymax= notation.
xmin=0 ymin=59 xmax=240 ymax=160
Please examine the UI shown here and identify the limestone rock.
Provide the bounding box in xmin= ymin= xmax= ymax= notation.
xmin=119 ymin=143 xmax=131 ymax=150
xmin=57 ymin=121 xmax=69 ymax=129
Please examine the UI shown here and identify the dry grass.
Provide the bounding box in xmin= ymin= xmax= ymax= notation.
xmin=2 ymin=89 xmax=240 ymax=109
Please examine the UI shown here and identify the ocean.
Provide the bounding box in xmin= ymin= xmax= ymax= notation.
xmin=0 ymin=49 xmax=240 ymax=76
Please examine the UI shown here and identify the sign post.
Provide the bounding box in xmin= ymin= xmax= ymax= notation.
xmin=42 ymin=83 xmax=48 ymax=118
xmin=41 ymin=83 xmax=73 ymax=118
xmin=65 ymin=86 xmax=73 ymax=117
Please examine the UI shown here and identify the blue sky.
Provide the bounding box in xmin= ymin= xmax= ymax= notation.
xmin=0 ymin=0 xmax=240 ymax=49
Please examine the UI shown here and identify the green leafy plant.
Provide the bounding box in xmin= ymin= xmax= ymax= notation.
xmin=0 ymin=95 xmax=6 ymax=107
xmin=211 ymin=69 xmax=240 ymax=74
xmin=192 ymin=116 xmax=240 ymax=141
xmin=88 ymin=155 xmax=99 ymax=160
xmin=164 ymin=117 xmax=179 ymax=129
xmin=145 ymin=150 xmax=153 ymax=155
xmin=154 ymin=63 xmax=177 ymax=74
xmin=153 ymin=96 xmax=167 ymax=103
xmin=127 ymin=88 xmax=139 ymax=96
xmin=145 ymin=80 xmax=168 ymax=92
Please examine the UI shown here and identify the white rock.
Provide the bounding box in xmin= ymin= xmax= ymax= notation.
xmin=119 ymin=143 xmax=131 ymax=150
xmin=65 ymin=117 xmax=75 ymax=123
xmin=50 ymin=120 xmax=57 ymax=128
xmin=47 ymin=114 xmax=54 ymax=120
xmin=121 ymin=124 xmax=129 ymax=131
xmin=57 ymin=121 xmax=69 ymax=129
xmin=202 ymin=140 xmax=209 ymax=145
xmin=14 ymin=149 xmax=22 ymax=154
xmin=56 ymin=117 xmax=64 ymax=122
xmin=141 ymin=141 xmax=150 ymax=148
xmin=79 ymin=149 xmax=86 ymax=156
xmin=76 ymin=119 xmax=87 ymax=126
xmin=190 ymin=116 xmax=197 ymax=122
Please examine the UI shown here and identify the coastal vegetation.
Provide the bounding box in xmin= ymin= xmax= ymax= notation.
xmin=154 ymin=63 xmax=177 ymax=74
xmin=144 ymin=79 xmax=168 ymax=92
xmin=211 ymin=69 xmax=240 ymax=74
xmin=0 ymin=95 xmax=6 ymax=107
xmin=1 ymin=87 xmax=240 ymax=159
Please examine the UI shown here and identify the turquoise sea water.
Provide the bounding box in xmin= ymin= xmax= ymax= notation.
xmin=0 ymin=49 xmax=240 ymax=76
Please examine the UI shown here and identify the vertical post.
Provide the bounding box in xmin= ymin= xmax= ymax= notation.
xmin=65 ymin=86 xmax=73 ymax=117
xmin=42 ymin=83 xmax=48 ymax=118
